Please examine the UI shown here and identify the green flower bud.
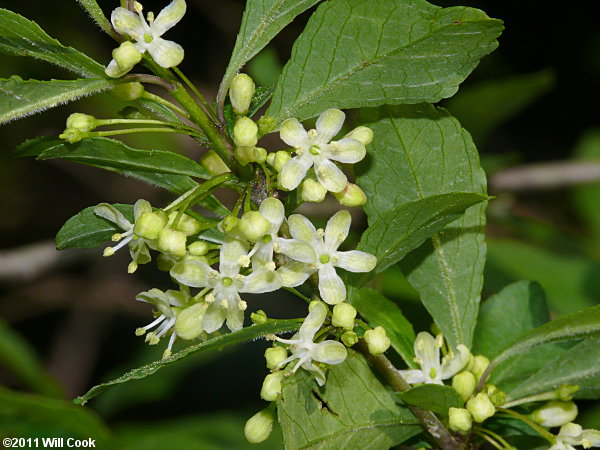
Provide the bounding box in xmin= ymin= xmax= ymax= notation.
xmin=258 ymin=116 xmax=276 ymax=136
xmin=364 ymin=326 xmax=391 ymax=356
xmin=112 ymin=41 xmax=143 ymax=73
xmin=265 ymin=346 xmax=287 ymax=370
xmin=251 ymin=309 xmax=268 ymax=325
xmin=266 ymin=152 xmax=276 ymax=167
xmin=449 ymin=407 xmax=473 ymax=432
xmin=332 ymin=303 xmax=357 ymax=330
xmin=334 ymin=183 xmax=367 ymax=207
xmin=229 ymin=73 xmax=255 ymax=115
xmin=344 ymin=126 xmax=374 ymax=146
xmin=260 ymin=371 xmax=284 ymax=401
xmin=272 ymin=150 xmax=291 ymax=172
xmin=238 ymin=211 xmax=270 ymax=242
xmin=484 ymin=384 xmax=506 ymax=406
xmin=530 ymin=401 xmax=579 ymax=428
xmin=466 ymin=393 xmax=495 ymax=423
xmin=244 ymin=408 xmax=274 ymax=444
xmin=254 ymin=147 xmax=267 ymax=164
xmin=558 ymin=384 xmax=580 ymax=401
xmin=182 ymin=254 xmax=209 ymax=264
xmin=188 ymin=240 xmax=210 ymax=256
xmin=300 ymin=179 xmax=327 ymax=203
xmin=168 ymin=211 xmax=201 ymax=236
xmin=158 ymin=228 xmax=187 ymax=257
xmin=452 ymin=371 xmax=476 ymax=402
xmin=156 ymin=253 xmax=177 ymax=271
xmin=133 ymin=211 xmax=168 ymax=240
xmin=234 ymin=116 xmax=258 ymax=147
xmin=200 ymin=150 xmax=231 ymax=176
xmin=59 ymin=128 xmax=87 ymax=143
xmin=221 ymin=216 xmax=239 ymax=233
xmin=341 ymin=330 xmax=359 ymax=347
xmin=66 ymin=113 xmax=97 ymax=132
xmin=175 ymin=302 xmax=208 ymax=340
xmin=235 ymin=146 xmax=256 ymax=166
xmin=468 ymin=354 xmax=490 ymax=382
xmin=111 ymin=82 xmax=145 ymax=101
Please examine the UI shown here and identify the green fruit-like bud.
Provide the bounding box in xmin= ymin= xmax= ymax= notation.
xmin=251 ymin=309 xmax=268 ymax=325
xmin=449 ymin=407 xmax=473 ymax=432
xmin=344 ymin=126 xmax=374 ymax=146
xmin=175 ymin=303 xmax=208 ymax=340
xmin=111 ymin=82 xmax=145 ymax=101
xmin=260 ymin=371 xmax=284 ymax=401
xmin=59 ymin=128 xmax=87 ymax=143
xmin=530 ymin=401 xmax=579 ymax=428
xmin=272 ymin=150 xmax=291 ymax=172
xmin=334 ymin=183 xmax=367 ymax=207
xmin=158 ymin=228 xmax=187 ymax=257
xmin=244 ymin=408 xmax=274 ymax=444
xmin=230 ymin=73 xmax=255 ymax=115
xmin=484 ymin=384 xmax=506 ymax=406
xmin=221 ymin=216 xmax=239 ymax=233
xmin=466 ymin=393 xmax=495 ymax=423
xmin=452 ymin=371 xmax=476 ymax=402
xmin=238 ymin=211 xmax=270 ymax=242
xmin=234 ymin=117 xmax=259 ymax=147
xmin=258 ymin=116 xmax=276 ymax=136
xmin=156 ymin=253 xmax=177 ymax=271
xmin=265 ymin=346 xmax=287 ymax=370
xmin=254 ymin=147 xmax=267 ymax=164
xmin=66 ymin=113 xmax=97 ymax=132
xmin=168 ymin=211 xmax=201 ymax=236
xmin=133 ymin=211 xmax=168 ymax=240
xmin=300 ymin=179 xmax=327 ymax=203
xmin=364 ymin=326 xmax=391 ymax=355
xmin=188 ymin=240 xmax=210 ymax=256
xmin=235 ymin=146 xmax=256 ymax=166
xmin=332 ymin=303 xmax=357 ymax=330
xmin=113 ymin=41 xmax=143 ymax=71
xmin=468 ymin=355 xmax=490 ymax=382
xmin=200 ymin=150 xmax=231 ymax=176
xmin=341 ymin=330 xmax=359 ymax=347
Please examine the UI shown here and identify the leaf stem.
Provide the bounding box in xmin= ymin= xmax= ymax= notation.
xmin=124 ymin=73 xmax=174 ymax=91
xmin=283 ymin=287 xmax=311 ymax=304
xmin=474 ymin=430 xmax=503 ymax=450
xmin=88 ymin=127 xmax=204 ymax=139
xmin=496 ymin=408 xmax=555 ymax=443
xmin=163 ymin=173 xmax=235 ymax=212
xmin=141 ymin=91 xmax=190 ymax=118
xmin=172 ymin=67 xmax=220 ymax=124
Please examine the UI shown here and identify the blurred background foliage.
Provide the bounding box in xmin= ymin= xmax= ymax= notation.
xmin=1 ymin=0 xmax=600 ymax=447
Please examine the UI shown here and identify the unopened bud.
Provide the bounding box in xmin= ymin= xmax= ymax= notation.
xmin=251 ymin=310 xmax=268 ymax=325
xmin=66 ymin=113 xmax=96 ymax=132
xmin=221 ymin=216 xmax=239 ymax=233
xmin=244 ymin=408 xmax=274 ymax=444
xmin=300 ymin=179 xmax=327 ymax=203
xmin=235 ymin=146 xmax=256 ymax=166
xmin=364 ymin=326 xmax=391 ymax=355
xmin=59 ymin=128 xmax=87 ymax=143
xmin=175 ymin=303 xmax=208 ymax=340
xmin=107 ymin=41 xmax=142 ymax=78
xmin=200 ymin=150 xmax=230 ymax=176
xmin=271 ymin=150 xmax=291 ymax=172
xmin=530 ymin=401 xmax=579 ymax=428
xmin=233 ymin=117 xmax=258 ymax=147
xmin=254 ymin=147 xmax=267 ymax=164
xmin=156 ymin=253 xmax=177 ymax=271
xmin=558 ymin=384 xmax=580 ymax=401
xmin=158 ymin=228 xmax=187 ymax=257
xmin=452 ymin=371 xmax=476 ymax=402
xmin=260 ymin=371 xmax=284 ymax=401
xmin=238 ymin=211 xmax=270 ymax=242
xmin=466 ymin=393 xmax=495 ymax=423
xmin=449 ymin=407 xmax=473 ymax=432
xmin=344 ymin=126 xmax=373 ymax=146
xmin=111 ymin=82 xmax=145 ymax=101
xmin=484 ymin=384 xmax=506 ymax=406
xmin=332 ymin=303 xmax=356 ymax=330
xmin=133 ymin=211 xmax=168 ymax=240
xmin=188 ymin=240 xmax=210 ymax=256
xmin=468 ymin=355 xmax=490 ymax=382
xmin=265 ymin=346 xmax=287 ymax=370
xmin=258 ymin=116 xmax=276 ymax=136
xmin=341 ymin=330 xmax=359 ymax=347
xmin=334 ymin=183 xmax=367 ymax=206
xmin=168 ymin=211 xmax=201 ymax=236
xmin=230 ymin=73 xmax=255 ymax=115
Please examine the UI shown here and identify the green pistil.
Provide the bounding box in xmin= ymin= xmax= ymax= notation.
xmin=144 ymin=33 xmax=153 ymax=43
xmin=222 ymin=277 xmax=233 ymax=286
xmin=319 ymin=254 xmax=330 ymax=264
xmin=310 ymin=145 xmax=321 ymax=155
xmin=429 ymin=367 xmax=437 ymax=379
xmin=262 ymin=234 xmax=272 ymax=244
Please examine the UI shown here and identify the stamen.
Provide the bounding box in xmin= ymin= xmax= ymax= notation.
xmin=205 ymin=293 xmax=215 ymax=303
xmin=237 ymin=255 xmax=251 ymax=267
xmin=220 ymin=299 xmax=229 ymax=309
xmin=103 ymin=247 xmax=115 ymax=257
xmin=308 ymin=129 xmax=318 ymax=139
xmin=238 ymin=300 xmax=247 ymax=310
xmin=147 ymin=11 xmax=154 ymax=23
xmin=127 ymin=262 xmax=138 ymax=274
xmin=145 ymin=332 xmax=159 ymax=345
xmin=235 ymin=274 xmax=245 ymax=281
xmin=266 ymin=261 xmax=276 ymax=271
xmin=317 ymin=228 xmax=325 ymax=238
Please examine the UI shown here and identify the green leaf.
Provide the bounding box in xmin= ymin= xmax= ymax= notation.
xmin=504 ymin=336 xmax=600 ymax=402
xmin=217 ymin=0 xmax=321 ymax=109
xmin=487 ymin=305 xmax=600 ymax=376
xmin=277 ymin=350 xmax=420 ymax=449
xmin=351 ymin=288 xmax=416 ymax=367
xmin=75 ymin=0 xmax=116 ymax=39
xmin=74 ymin=319 xmax=301 ymax=405
xmin=445 ymin=70 xmax=554 ymax=144
xmin=249 ymin=85 xmax=275 ymax=118
xmin=0 ymin=77 xmax=114 ymax=125
xmin=399 ymin=385 xmax=463 ymax=415
xmin=267 ymin=0 xmax=503 ymax=123
xmin=357 ymin=104 xmax=487 ymax=350
xmin=0 ymin=9 xmax=106 ymax=77
xmin=56 ymin=204 xmax=133 ymax=250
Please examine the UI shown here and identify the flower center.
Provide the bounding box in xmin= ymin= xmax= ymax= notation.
xmin=429 ymin=367 xmax=437 ymax=379
xmin=222 ymin=277 xmax=233 ymax=286
xmin=144 ymin=33 xmax=154 ymax=43
xmin=310 ymin=145 xmax=321 ymax=155
xmin=262 ymin=234 xmax=272 ymax=243
xmin=319 ymin=254 xmax=331 ymax=264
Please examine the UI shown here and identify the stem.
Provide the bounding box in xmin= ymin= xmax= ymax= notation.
xmin=283 ymin=287 xmax=311 ymax=304
xmin=475 ymin=431 xmax=503 ymax=450
xmin=496 ymin=408 xmax=555 ymax=443
xmin=95 ymin=118 xmax=200 ymax=135
xmin=476 ymin=427 xmax=512 ymax=449
xmin=142 ymin=91 xmax=190 ymax=118
xmin=124 ymin=74 xmax=174 ymax=91
xmin=172 ymin=67 xmax=220 ymax=124
xmin=89 ymin=127 xmax=204 ymax=139
xmin=164 ymin=173 xmax=235 ymax=212
xmin=356 ymin=341 xmax=465 ymax=450
xmin=501 ymin=391 xmax=560 ymax=409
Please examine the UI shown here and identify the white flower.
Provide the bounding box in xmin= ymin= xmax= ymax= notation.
xmin=277 ymin=209 xmax=376 ymax=304
xmin=108 ymin=0 xmax=186 ymax=74
xmin=170 ymin=239 xmax=281 ymax=333
xmin=550 ymin=423 xmax=600 ymax=450
xmin=135 ymin=288 xmax=188 ymax=358
xmin=398 ymin=332 xmax=470 ymax=385
xmin=274 ymin=302 xmax=347 ymax=386
xmin=279 ymin=109 xmax=367 ymax=192
xmin=244 ymin=197 xmax=285 ymax=270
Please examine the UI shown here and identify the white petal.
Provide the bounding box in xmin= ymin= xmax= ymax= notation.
xmin=299 ymin=301 xmax=327 ymax=341
xmin=311 ymin=340 xmax=347 ymax=365
xmin=94 ymin=203 xmax=132 ymax=230
xmin=335 ymin=250 xmax=377 ymax=273
xmin=280 ymin=118 xmax=310 ymax=148
xmin=165 ymin=289 xmax=187 ymax=307
xmin=314 ymin=157 xmax=347 ymax=193
xmin=440 ymin=344 xmax=471 ymax=380
xmin=111 ymin=7 xmax=143 ymax=37
xmin=280 ymin=155 xmax=312 ymax=191
xmin=302 ymin=361 xmax=326 ymax=386
xmin=136 ymin=288 xmax=168 ymax=310
xmin=277 ymin=261 xmax=313 ymax=287
xmin=324 ymin=209 xmax=351 ymax=252
xmin=259 ymin=197 xmax=285 ymax=233
xmin=581 ymin=430 xmax=600 ymax=446
xmin=151 ymin=0 xmax=186 ymax=36
xmin=170 ymin=259 xmax=218 ymax=288
xmin=398 ymin=369 xmax=428 ymax=385
xmin=148 ymin=38 xmax=184 ymax=68
xmin=276 ymin=238 xmax=316 ymax=263
xmin=226 ymin=307 xmax=244 ymax=332
xmin=241 ymin=269 xmax=281 ymax=294
xmin=251 ymin=241 xmax=274 ymax=268
xmin=219 ymin=238 xmax=249 ymax=277
xmin=202 ymin=303 xmax=226 ymax=333
xmin=413 ymin=332 xmax=440 ymax=372
xmin=324 ymin=138 xmax=366 ymax=163
xmin=287 ymin=214 xmax=319 ymax=246
xmin=318 ymin=265 xmax=345 ymax=305
xmin=105 ymin=59 xmax=127 ymax=78
xmin=315 ymin=109 xmax=345 ymax=144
